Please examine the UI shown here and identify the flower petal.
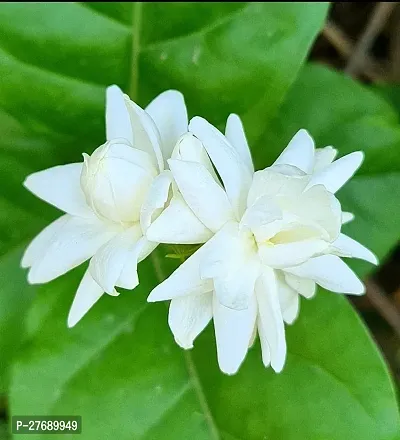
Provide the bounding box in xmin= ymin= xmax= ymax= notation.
xmin=169 ymin=292 xmax=213 ymax=349
xmin=276 ymin=272 xmax=300 ymax=324
xmin=24 ymin=163 xmax=91 ymax=217
xmin=125 ymin=96 xmax=164 ymax=172
xmin=27 ymin=215 xmax=116 ymax=284
xmin=259 ymin=237 xmax=329 ymax=269
xmin=22 ymin=215 xmax=69 ymax=268
xmin=289 ymin=184 xmax=342 ymax=241
xmin=240 ymin=195 xmax=282 ymax=243
xmin=67 ymin=269 xmax=104 ymax=328
xmin=147 ymin=239 xmax=214 ymax=302
xmin=313 ymin=146 xmax=337 ymax=172
xmin=145 ymin=90 xmax=188 ymax=162
xmin=82 ymin=148 xmax=154 ymax=223
xmin=342 ymin=212 xmax=355 ymax=224
xmin=257 ymin=322 xmax=271 ymax=367
xmin=189 ymin=116 xmax=252 ymax=218
xmin=89 ymin=225 xmax=142 ymax=294
xmin=330 ymin=233 xmax=378 ymax=265
xmin=285 ymin=255 xmax=365 ymax=295
xmin=172 ymin=133 xmax=219 ymax=182
xmin=200 ymin=223 xmax=260 ymax=310
xmin=168 ymin=158 xmax=234 ymax=232
xmin=225 ymin=114 xmax=254 ymax=173
xmin=106 ymin=85 xmax=133 ymax=144
xmin=140 ymin=170 xmax=173 ymax=232
xmin=213 ymin=293 xmax=257 ymax=375
xmin=117 ymin=237 xmax=158 ymax=289
xmin=273 ymin=129 xmax=315 ymax=174
xmin=146 ymin=193 xmax=213 ymax=244
xmin=247 ymin=167 xmax=309 ymax=207
xmin=256 ymin=267 xmax=286 ymax=372
xmin=283 ymin=272 xmax=316 ymax=299
xmin=106 ymin=140 xmax=158 ymax=176
xmin=307 ymin=151 xmax=364 ymax=194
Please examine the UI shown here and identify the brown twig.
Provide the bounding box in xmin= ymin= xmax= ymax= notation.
xmin=322 ymin=21 xmax=386 ymax=81
xmin=323 ymin=21 xmax=353 ymax=58
xmin=389 ymin=6 xmax=400 ymax=81
xmin=365 ymin=279 xmax=400 ymax=340
xmin=345 ymin=2 xmax=398 ymax=77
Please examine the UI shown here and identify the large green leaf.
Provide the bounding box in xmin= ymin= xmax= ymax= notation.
xmin=0 ymin=246 xmax=35 ymax=393
xmin=0 ymin=2 xmax=399 ymax=440
xmin=374 ymin=85 xmax=400 ymax=115
xmin=8 ymin=258 xmax=400 ymax=440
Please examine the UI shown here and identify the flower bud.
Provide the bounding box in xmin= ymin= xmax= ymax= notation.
xmin=81 ymin=139 xmax=157 ymax=224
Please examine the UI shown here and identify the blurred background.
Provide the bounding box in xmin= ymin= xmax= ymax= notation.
xmin=310 ymin=1 xmax=400 ymax=392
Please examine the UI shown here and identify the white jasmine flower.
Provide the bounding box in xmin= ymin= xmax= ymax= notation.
xmin=147 ymin=116 xmax=377 ymax=375
xmin=22 ymin=85 xmax=188 ymax=327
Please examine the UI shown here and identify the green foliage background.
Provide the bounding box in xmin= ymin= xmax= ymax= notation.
xmin=0 ymin=3 xmax=399 ymax=439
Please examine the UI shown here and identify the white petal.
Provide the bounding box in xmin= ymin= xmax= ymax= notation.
xmin=146 ymin=193 xmax=213 ymax=244
xmin=200 ymin=223 xmax=260 ymax=310
xmin=67 ymin=269 xmax=104 ymax=328
xmin=247 ymin=167 xmax=309 ymax=208
xmin=259 ymin=237 xmax=329 ymax=269
xmin=212 ymin=260 xmax=259 ymax=311
xmin=172 ymin=133 xmax=219 ymax=182
xmin=256 ymin=267 xmax=286 ymax=372
xmin=140 ymin=170 xmax=172 ymax=232
xmin=117 ymin=237 xmax=158 ymax=289
xmin=273 ymin=129 xmax=315 ymax=174
xmin=213 ymin=293 xmax=257 ymax=375
xmin=248 ymin=323 xmax=258 ymax=348
xmin=27 ymin=215 xmax=116 ymax=284
xmin=313 ymin=146 xmax=337 ymax=172
xmin=288 ymin=184 xmax=342 ymax=241
xmin=276 ymin=272 xmax=300 ymax=324
xmin=125 ymin=97 xmax=164 ymax=172
xmin=106 ymin=85 xmax=133 ymax=144
xmin=342 ymin=212 xmax=355 ymax=224
xmin=22 ymin=215 xmax=69 ymax=268
xmin=147 ymin=239 xmax=214 ymax=302
xmin=257 ymin=321 xmax=271 ymax=367
xmin=189 ymin=116 xmax=252 ymax=218
xmin=89 ymin=225 xmax=142 ymax=294
xmin=168 ymin=158 xmax=234 ymax=232
xmin=84 ymin=151 xmax=154 ymax=223
xmin=106 ymin=140 xmax=158 ymax=176
xmin=169 ymin=292 xmax=213 ymax=349
xmin=283 ymin=272 xmax=316 ymax=299
xmin=225 ymin=114 xmax=254 ymax=173
xmin=285 ymin=255 xmax=365 ymax=295
xmin=330 ymin=233 xmax=378 ymax=265
xmin=24 ymin=163 xmax=91 ymax=217
xmin=240 ymin=195 xmax=282 ymax=243
xmin=307 ymin=151 xmax=364 ymax=194
xmin=146 ymin=90 xmax=188 ymax=162
xmin=138 ymin=237 xmax=158 ymax=261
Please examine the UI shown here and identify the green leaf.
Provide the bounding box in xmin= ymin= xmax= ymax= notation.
xmin=9 ymin=258 xmax=400 ymax=440
xmin=0 ymin=3 xmax=399 ymax=440
xmin=0 ymin=246 xmax=35 ymax=394
xmin=374 ymin=84 xmax=400 ymax=115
